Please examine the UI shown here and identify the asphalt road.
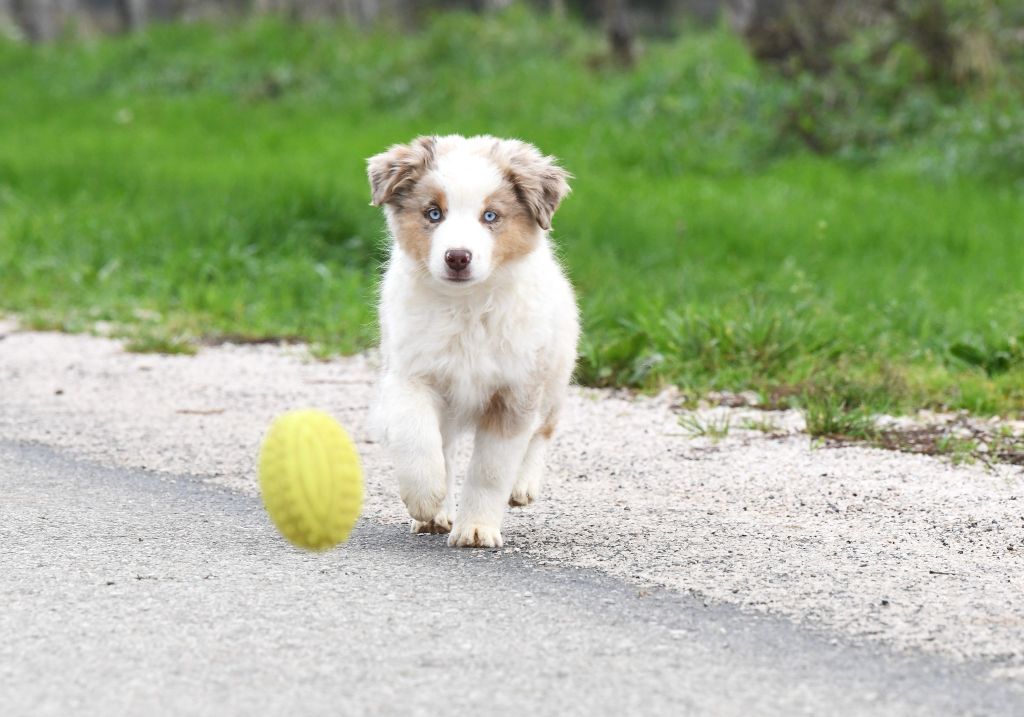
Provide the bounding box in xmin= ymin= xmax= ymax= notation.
xmin=2 ymin=440 xmax=1021 ymax=716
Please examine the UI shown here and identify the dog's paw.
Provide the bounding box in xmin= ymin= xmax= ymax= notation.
xmin=400 ymin=484 xmax=446 ymax=523
xmin=509 ymin=475 xmax=540 ymax=507
xmin=508 ymin=486 xmax=536 ymax=507
xmin=411 ymin=512 xmax=452 ymax=534
xmin=448 ymin=522 xmax=503 ymax=548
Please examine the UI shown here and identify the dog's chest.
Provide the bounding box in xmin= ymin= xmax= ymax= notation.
xmin=394 ymin=294 xmax=542 ymax=406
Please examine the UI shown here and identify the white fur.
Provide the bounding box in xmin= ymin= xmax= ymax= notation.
xmin=370 ymin=135 xmax=578 ymax=547
xmin=425 ymin=149 xmax=504 ymax=286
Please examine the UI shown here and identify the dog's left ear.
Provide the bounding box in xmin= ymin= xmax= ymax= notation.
xmin=367 ymin=136 xmax=437 ymax=207
xmin=494 ymin=140 xmax=571 ymax=231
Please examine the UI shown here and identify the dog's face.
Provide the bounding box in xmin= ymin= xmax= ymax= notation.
xmin=368 ymin=135 xmax=570 ymax=287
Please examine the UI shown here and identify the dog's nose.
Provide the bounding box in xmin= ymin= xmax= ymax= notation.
xmin=444 ymin=249 xmax=472 ymax=272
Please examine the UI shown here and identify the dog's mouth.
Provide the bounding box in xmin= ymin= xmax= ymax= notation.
xmin=444 ymin=273 xmax=473 ymax=283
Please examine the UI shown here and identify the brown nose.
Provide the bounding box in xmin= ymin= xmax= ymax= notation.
xmin=444 ymin=249 xmax=472 ymax=271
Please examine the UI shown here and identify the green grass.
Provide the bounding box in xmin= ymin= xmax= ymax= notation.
xmin=1 ymin=9 xmax=1023 ymax=415
xmin=742 ymin=417 xmax=782 ymax=434
xmin=801 ymin=395 xmax=880 ymax=441
xmin=678 ymin=413 xmax=732 ymax=441
xmin=934 ymin=435 xmax=980 ymax=465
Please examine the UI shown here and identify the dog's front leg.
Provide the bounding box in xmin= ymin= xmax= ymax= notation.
xmin=449 ymin=426 xmax=532 ymax=548
xmin=379 ymin=377 xmax=447 ymax=525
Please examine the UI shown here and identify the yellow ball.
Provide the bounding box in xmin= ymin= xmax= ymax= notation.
xmin=258 ymin=409 xmax=364 ymax=551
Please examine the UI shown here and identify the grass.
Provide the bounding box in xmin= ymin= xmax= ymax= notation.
xmin=801 ymin=395 xmax=880 ymax=441
xmin=934 ymin=435 xmax=980 ymax=465
xmin=872 ymin=420 xmax=1022 ymax=466
xmin=1 ymin=9 xmax=1023 ymax=416
xmin=678 ymin=413 xmax=732 ymax=441
xmin=741 ymin=417 xmax=782 ymax=434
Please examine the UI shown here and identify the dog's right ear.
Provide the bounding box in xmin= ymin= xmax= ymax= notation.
xmin=367 ymin=136 xmax=437 ymax=207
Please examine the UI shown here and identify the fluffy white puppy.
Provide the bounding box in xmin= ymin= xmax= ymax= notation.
xmin=367 ymin=134 xmax=579 ymax=548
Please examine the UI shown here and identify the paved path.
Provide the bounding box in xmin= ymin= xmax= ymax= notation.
xmin=3 ymin=440 xmax=1021 ymax=716
xmin=2 ymin=322 xmax=1024 ymax=713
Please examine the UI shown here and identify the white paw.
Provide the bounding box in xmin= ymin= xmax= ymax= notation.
xmin=509 ymin=474 xmax=540 ymax=507
xmin=400 ymin=483 xmax=446 ymax=523
xmin=448 ymin=522 xmax=503 ymax=548
xmin=410 ymin=512 xmax=452 ymax=534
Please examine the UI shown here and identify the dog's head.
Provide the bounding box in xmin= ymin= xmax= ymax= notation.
xmin=367 ymin=135 xmax=570 ymax=287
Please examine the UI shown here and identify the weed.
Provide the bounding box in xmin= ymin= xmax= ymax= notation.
xmin=742 ymin=417 xmax=782 ymax=434
xmin=934 ymin=435 xmax=980 ymax=466
xmin=949 ymin=335 xmax=1024 ymax=377
xmin=679 ymin=413 xmax=732 ymax=441
xmin=801 ymin=395 xmax=879 ymax=440
xmin=122 ymin=331 xmax=197 ymax=356
xmin=849 ymin=419 xmax=1024 ymax=467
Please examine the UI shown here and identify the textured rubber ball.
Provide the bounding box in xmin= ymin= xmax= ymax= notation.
xmin=258 ymin=410 xmax=364 ymax=551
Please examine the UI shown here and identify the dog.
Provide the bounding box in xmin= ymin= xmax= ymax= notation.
xmin=367 ymin=134 xmax=579 ymax=548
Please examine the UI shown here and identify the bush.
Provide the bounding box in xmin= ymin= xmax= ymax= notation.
xmin=731 ymin=0 xmax=1024 ymax=162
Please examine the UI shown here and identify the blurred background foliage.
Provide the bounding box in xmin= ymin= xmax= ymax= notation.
xmin=3 ymin=0 xmax=1022 ymax=172
xmin=0 ymin=0 xmax=1022 ymax=415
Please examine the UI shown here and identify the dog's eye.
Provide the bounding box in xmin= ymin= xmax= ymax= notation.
xmin=482 ymin=210 xmax=498 ymax=223
xmin=426 ymin=207 xmax=443 ymax=222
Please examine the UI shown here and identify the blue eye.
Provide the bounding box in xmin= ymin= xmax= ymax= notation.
xmin=426 ymin=207 xmax=443 ymax=222
xmin=482 ymin=210 xmax=497 ymax=223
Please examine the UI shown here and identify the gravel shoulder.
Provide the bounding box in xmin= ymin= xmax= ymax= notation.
xmin=1 ymin=319 xmax=1022 ymax=684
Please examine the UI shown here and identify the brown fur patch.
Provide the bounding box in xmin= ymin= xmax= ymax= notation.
xmin=392 ymin=210 xmax=431 ymax=265
xmin=488 ymin=139 xmax=571 ymax=230
xmin=367 ymin=136 xmax=437 ymax=207
xmin=390 ymin=177 xmax=447 ymax=265
xmin=537 ymin=415 xmax=557 ymax=440
xmin=480 ymin=386 xmax=536 ymax=438
xmin=483 ymin=185 xmax=541 ymax=268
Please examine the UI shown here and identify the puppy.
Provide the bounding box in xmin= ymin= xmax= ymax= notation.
xmin=367 ymin=134 xmax=579 ymax=548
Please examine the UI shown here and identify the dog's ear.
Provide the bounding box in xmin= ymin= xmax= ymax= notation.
xmin=494 ymin=139 xmax=571 ymax=231
xmin=367 ymin=136 xmax=437 ymax=207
